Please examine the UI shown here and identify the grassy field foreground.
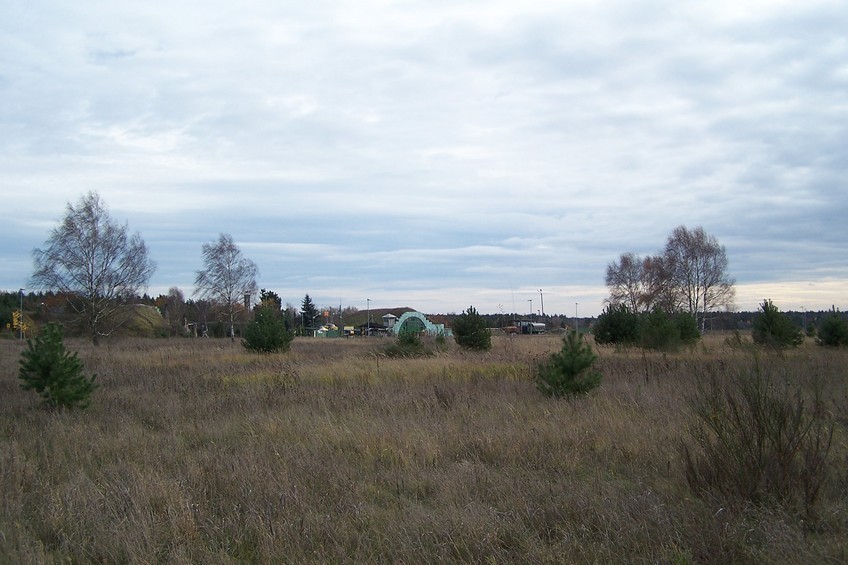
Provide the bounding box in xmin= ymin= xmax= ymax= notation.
xmin=1 ymin=334 xmax=846 ymax=563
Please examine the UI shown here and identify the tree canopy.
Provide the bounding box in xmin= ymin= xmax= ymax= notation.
xmin=605 ymin=225 xmax=734 ymax=331
xmin=30 ymin=191 xmax=156 ymax=344
xmin=194 ymin=233 xmax=258 ymax=338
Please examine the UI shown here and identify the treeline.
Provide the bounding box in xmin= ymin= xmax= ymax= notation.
xmin=4 ymin=288 xmax=843 ymax=340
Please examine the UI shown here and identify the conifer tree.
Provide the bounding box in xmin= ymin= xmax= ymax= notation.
xmin=536 ymin=331 xmax=602 ymax=398
xmin=452 ymin=305 xmax=491 ymax=351
xmin=19 ymin=323 xmax=98 ymax=409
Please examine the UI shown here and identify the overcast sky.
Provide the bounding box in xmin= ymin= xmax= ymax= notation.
xmin=2 ymin=0 xmax=846 ymax=316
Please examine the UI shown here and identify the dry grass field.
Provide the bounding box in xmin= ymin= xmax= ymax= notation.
xmin=1 ymin=333 xmax=846 ymax=564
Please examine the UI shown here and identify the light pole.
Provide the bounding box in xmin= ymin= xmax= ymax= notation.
xmin=528 ymin=299 xmax=533 ymax=333
xmin=575 ymin=302 xmax=579 ymax=334
xmin=539 ymin=289 xmax=544 ymax=317
xmin=366 ymin=298 xmax=371 ymax=336
xmin=19 ymin=288 xmax=24 ymax=339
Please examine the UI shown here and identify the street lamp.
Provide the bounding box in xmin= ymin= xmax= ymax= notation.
xmin=19 ymin=288 xmax=24 ymax=339
xmin=366 ymin=298 xmax=371 ymax=336
xmin=575 ymin=302 xmax=579 ymax=334
xmin=539 ymin=289 xmax=544 ymax=317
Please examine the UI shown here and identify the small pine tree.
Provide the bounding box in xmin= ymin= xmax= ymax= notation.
xmin=452 ymin=305 xmax=492 ymax=351
xmin=817 ymin=309 xmax=848 ymax=347
xmin=639 ymin=308 xmax=680 ymax=351
xmin=675 ymin=312 xmax=701 ymax=345
xmin=593 ymin=303 xmax=639 ymax=346
xmin=242 ymin=307 xmax=294 ymax=353
xmin=19 ymin=323 xmax=98 ymax=409
xmin=752 ymin=299 xmax=803 ymax=349
xmin=536 ymin=331 xmax=602 ymax=398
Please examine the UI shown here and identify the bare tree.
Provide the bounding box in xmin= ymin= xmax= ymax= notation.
xmin=194 ymin=233 xmax=258 ymax=340
xmin=641 ymin=254 xmax=677 ymax=313
xmin=605 ymin=252 xmax=676 ymax=312
xmin=663 ymin=225 xmax=735 ymax=331
xmin=165 ymin=286 xmax=187 ymax=336
xmin=605 ymin=252 xmax=647 ymax=312
xmin=31 ymin=191 xmax=156 ymax=344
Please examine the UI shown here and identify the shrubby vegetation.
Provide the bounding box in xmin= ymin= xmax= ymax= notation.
xmin=817 ymin=308 xmax=848 ymax=347
xmin=452 ymin=305 xmax=492 ymax=351
xmin=535 ymin=331 xmax=602 ymax=398
xmin=592 ymin=304 xmax=640 ymax=346
xmin=382 ymin=329 xmax=434 ymax=358
xmin=752 ymin=299 xmax=803 ymax=349
xmin=2 ymin=335 xmax=847 ymax=562
xmin=593 ymin=304 xmax=699 ymax=351
xmin=18 ymin=322 xmax=98 ymax=409
xmin=683 ymin=356 xmax=834 ymax=517
xmin=242 ymin=307 xmax=294 ymax=353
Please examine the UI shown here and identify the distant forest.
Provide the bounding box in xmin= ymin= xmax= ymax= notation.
xmin=2 ymin=289 xmax=843 ymax=339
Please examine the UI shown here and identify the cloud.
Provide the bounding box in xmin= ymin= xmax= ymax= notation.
xmin=1 ymin=1 xmax=846 ymax=316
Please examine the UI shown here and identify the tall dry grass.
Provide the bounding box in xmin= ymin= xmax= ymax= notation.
xmin=0 ymin=334 xmax=846 ymax=563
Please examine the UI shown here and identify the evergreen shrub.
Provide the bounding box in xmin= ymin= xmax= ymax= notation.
xmin=242 ymin=308 xmax=294 ymax=353
xmin=19 ymin=322 xmax=98 ymax=409
xmin=817 ymin=309 xmax=848 ymax=347
xmin=536 ymin=331 xmax=602 ymax=398
xmin=752 ymin=299 xmax=803 ymax=349
xmin=452 ymin=305 xmax=492 ymax=351
xmin=593 ymin=303 xmax=639 ymax=346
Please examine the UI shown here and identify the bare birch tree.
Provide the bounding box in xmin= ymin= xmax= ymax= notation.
xmin=604 ymin=226 xmax=734 ymax=331
xmin=663 ymin=225 xmax=735 ymax=331
xmin=605 ymin=252 xmax=646 ymax=312
xmin=31 ymin=191 xmax=156 ymax=344
xmin=605 ymin=252 xmax=673 ymax=312
xmin=194 ymin=233 xmax=258 ymax=340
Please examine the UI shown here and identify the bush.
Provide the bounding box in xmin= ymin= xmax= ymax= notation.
xmin=595 ymin=305 xmax=699 ymax=351
xmin=242 ymin=308 xmax=294 ymax=353
xmin=536 ymin=331 xmax=602 ymax=398
xmin=675 ymin=312 xmax=701 ymax=344
xmin=752 ymin=299 xmax=803 ymax=349
xmin=683 ymin=357 xmax=834 ymax=516
xmin=19 ymin=322 xmax=98 ymax=409
xmin=383 ymin=329 xmax=433 ymax=358
xmin=817 ymin=309 xmax=848 ymax=347
xmin=592 ymin=303 xmax=639 ymax=346
xmin=638 ymin=309 xmax=701 ymax=351
xmin=452 ymin=305 xmax=491 ymax=351
xmin=638 ymin=308 xmax=679 ymax=350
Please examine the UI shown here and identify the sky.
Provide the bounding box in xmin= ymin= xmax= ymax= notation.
xmin=1 ymin=0 xmax=846 ymax=317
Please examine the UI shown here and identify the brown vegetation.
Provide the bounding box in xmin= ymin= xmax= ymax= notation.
xmin=1 ymin=334 xmax=846 ymax=563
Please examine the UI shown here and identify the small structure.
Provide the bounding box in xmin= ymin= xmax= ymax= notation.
xmin=517 ymin=321 xmax=546 ymax=334
xmin=383 ymin=313 xmax=398 ymax=330
xmin=390 ymin=311 xmax=452 ymax=337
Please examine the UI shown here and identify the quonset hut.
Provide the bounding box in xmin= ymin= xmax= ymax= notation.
xmin=385 ymin=311 xmax=452 ymax=337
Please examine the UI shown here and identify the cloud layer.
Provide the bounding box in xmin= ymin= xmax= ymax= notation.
xmin=2 ymin=0 xmax=846 ymax=315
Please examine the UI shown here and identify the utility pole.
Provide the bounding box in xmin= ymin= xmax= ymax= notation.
xmin=19 ymin=288 xmax=24 ymax=339
xmin=366 ymin=298 xmax=371 ymax=336
xmin=575 ymin=302 xmax=579 ymax=334
xmin=539 ymin=289 xmax=544 ymax=317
